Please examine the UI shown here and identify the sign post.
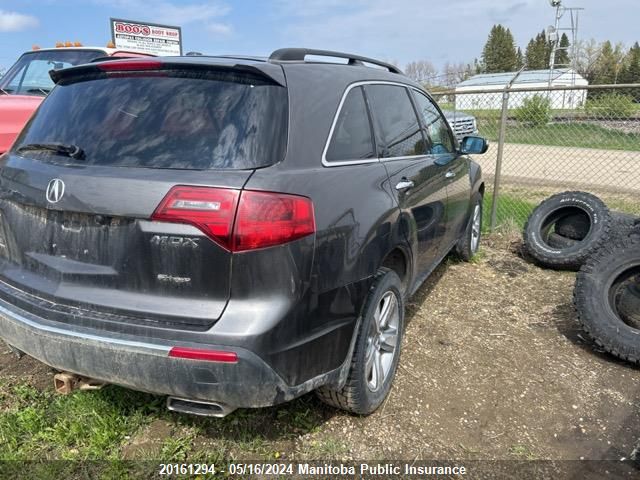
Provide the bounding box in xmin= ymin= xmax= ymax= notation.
xmin=110 ymin=18 xmax=182 ymax=56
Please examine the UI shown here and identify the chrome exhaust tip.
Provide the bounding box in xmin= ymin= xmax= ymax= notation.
xmin=166 ymin=396 xmax=237 ymax=418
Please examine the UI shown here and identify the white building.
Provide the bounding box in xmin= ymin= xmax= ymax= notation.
xmin=454 ymin=69 xmax=589 ymax=110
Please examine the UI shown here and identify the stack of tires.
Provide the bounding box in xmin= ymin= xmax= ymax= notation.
xmin=523 ymin=191 xmax=640 ymax=363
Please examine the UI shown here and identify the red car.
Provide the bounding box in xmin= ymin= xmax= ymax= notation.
xmin=0 ymin=46 xmax=151 ymax=154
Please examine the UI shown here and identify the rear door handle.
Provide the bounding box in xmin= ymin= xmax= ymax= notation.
xmin=445 ymin=170 xmax=456 ymax=179
xmin=395 ymin=180 xmax=414 ymax=191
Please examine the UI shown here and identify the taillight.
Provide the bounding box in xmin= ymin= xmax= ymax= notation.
xmin=233 ymin=190 xmax=315 ymax=251
xmin=151 ymin=186 xmax=240 ymax=251
xmin=97 ymin=59 xmax=163 ymax=71
xmin=152 ymin=186 xmax=316 ymax=252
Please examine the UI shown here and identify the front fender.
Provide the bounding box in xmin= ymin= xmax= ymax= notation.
xmin=469 ymin=160 xmax=483 ymax=195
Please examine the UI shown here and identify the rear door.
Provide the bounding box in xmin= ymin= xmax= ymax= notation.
xmin=0 ymin=63 xmax=288 ymax=330
xmin=411 ymin=90 xmax=471 ymax=251
xmin=365 ymin=83 xmax=449 ymax=281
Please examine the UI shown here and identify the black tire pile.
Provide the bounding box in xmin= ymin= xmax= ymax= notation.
xmin=523 ymin=191 xmax=640 ymax=363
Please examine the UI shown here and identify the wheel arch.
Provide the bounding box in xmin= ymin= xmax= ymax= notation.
xmin=379 ymin=245 xmax=412 ymax=296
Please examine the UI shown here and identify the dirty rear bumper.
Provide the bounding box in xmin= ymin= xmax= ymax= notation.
xmin=0 ymin=299 xmax=334 ymax=408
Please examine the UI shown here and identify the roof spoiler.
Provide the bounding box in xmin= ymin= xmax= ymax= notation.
xmin=269 ymin=48 xmax=403 ymax=75
xmin=49 ymin=58 xmax=286 ymax=86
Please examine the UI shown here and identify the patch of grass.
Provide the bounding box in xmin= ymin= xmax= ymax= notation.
xmin=482 ymin=185 xmax=640 ymax=233
xmin=509 ymin=444 xmax=538 ymax=460
xmin=146 ymin=394 xmax=330 ymax=463
xmin=606 ymin=198 xmax=640 ymax=216
xmin=0 ymin=381 xmax=325 ymax=471
xmin=303 ymin=436 xmax=348 ymax=459
xmin=468 ymin=249 xmax=486 ymax=264
xmin=482 ymin=193 xmax=536 ymax=233
xmin=479 ymin=122 xmax=640 ymax=151
xmin=0 ymin=383 xmax=161 ymax=461
xmin=159 ymin=435 xmax=193 ymax=461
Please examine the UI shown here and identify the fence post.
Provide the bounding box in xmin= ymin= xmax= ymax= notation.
xmin=490 ymin=90 xmax=510 ymax=231
xmin=490 ymin=67 xmax=525 ymax=231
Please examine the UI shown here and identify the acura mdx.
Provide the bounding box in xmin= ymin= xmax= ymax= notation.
xmin=0 ymin=49 xmax=487 ymax=416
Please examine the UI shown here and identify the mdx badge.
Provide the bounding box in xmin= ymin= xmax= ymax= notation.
xmin=46 ymin=178 xmax=65 ymax=203
xmin=150 ymin=235 xmax=199 ymax=248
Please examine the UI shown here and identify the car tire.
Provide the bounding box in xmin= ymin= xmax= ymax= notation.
xmin=551 ymin=212 xmax=638 ymax=250
xmin=547 ymin=232 xmax=579 ymax=249
xmin=557 ymin=211 xmax=637 ymax=241
xmin=574 ymin=240 xmax=640 ymax=364
xmin=618 ymin=282 xmax=640 ymax=328
xmin=555 ymin=212 xmax=590 ymax=240
xmin=455 ymin=192 xmax=483 ymax=261
xmin=316 ymin=267 xmax=404 ymax=415
xmin=523 ymin=191 xmax=612 ymax=270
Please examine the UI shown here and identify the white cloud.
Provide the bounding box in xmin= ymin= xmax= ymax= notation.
xmin=207 ymin=22 xmax=233 ymax=36
xmin=151 ymin=2 xmax=230 ymax=26
xmin=95 ymin=1 xmax=230 ymax=26
xmin=0 ymin=10 xmax=39 ymax=32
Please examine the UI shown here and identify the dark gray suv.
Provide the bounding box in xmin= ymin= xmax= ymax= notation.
xmin=0 ymin=49 xmax=487 ymax=416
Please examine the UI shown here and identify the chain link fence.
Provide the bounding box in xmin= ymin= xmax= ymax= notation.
xmin=434 ymin=82 xmax=640 ymax=232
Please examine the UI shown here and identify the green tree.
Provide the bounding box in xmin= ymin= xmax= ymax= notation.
xmin=473 ymin=57 xmax=484 ymax=74
xmin=481 ymin=24 xmax=518 ymax=73
xmin=620 ymin=42 xmax=640 ymax=84
xmin=524 ymin=30 xmax=551 ymax=69
xmin=516 ymin=47 xmax=524 ymax=69
xmin=555 ymin=33 xmax=571 ymax=66
xmin=593 ymin=41 xmax=626 ymax=84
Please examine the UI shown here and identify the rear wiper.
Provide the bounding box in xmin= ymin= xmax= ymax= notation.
xmin=16 ymin=143 xmax=85 ymax=160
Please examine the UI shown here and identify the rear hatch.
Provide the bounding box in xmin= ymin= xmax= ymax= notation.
xmin=0 ymin=59 xmax=288 ymax=330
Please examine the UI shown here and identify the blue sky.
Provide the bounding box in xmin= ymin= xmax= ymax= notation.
xmin=1 ymin=0 xmax=639 ymax=71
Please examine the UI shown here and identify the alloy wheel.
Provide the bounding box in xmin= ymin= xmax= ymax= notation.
xmin=365 ymin=291 xmax=400 ymax=392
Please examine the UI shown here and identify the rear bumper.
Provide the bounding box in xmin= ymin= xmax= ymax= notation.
xmin=0 ymin=298 xmax=334 ymax=408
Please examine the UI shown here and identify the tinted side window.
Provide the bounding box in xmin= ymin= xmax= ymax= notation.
xmin=412 ymin=91 xmax=455 ymax=154
xmin=366 ymin=85 xmax=425 ymax=158
xmin=326 ymin=86 xmax=375 ymax=162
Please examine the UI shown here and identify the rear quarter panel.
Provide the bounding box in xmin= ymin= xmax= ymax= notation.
xmin=245 ymin=162 xmax=403 ymax=384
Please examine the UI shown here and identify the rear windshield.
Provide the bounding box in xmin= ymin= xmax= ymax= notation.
xmin=13 ymin=70 xmax=288 ymax=170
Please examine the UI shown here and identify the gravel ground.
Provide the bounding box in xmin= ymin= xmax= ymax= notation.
xmin=1 ymin=234 xmax=639 ymax=473
xmin=292 ymin=235 xmax=640 ymax=463
xmin=589 ymin=120 xmax=640 ymax=135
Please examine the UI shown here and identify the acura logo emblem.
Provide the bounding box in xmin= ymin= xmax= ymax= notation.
xmin=46 ymin=178 xmax=65 ymax=203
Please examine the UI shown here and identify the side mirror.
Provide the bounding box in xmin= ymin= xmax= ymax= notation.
xmin=460 ymin=136 xmax=489 ymax=155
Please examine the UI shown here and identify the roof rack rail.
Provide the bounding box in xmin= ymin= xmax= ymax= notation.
xmin=214 ymin=54 xmax=268 ymax=62
xmin=269 ymin=48 xmax=403 ymax=75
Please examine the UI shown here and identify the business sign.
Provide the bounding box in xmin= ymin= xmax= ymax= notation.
xmin=110 ymin=18 xmax=182 ymax=56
